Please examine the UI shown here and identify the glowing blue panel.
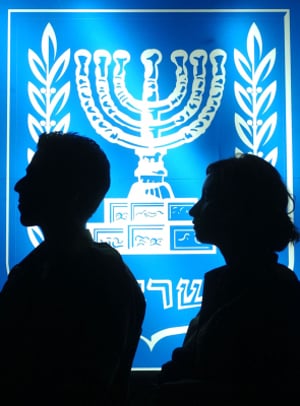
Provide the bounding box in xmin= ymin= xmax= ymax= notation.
xmin=2 ymin=6 xmax=300 ymax=369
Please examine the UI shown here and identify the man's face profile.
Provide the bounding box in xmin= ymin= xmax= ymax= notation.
xmin=14 ymin=151 xmax=61 ymax=227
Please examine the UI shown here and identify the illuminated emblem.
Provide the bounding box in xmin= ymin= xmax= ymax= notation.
xmin=22 ymin=18 xmax=287 ymax=360
xmin=73 ymin=47 xmax=226 ymax=253
xmin=25 ymin=22 xmax=279 ymax=255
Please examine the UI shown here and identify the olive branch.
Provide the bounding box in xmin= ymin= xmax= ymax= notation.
xmin=27 ymin=23 xmax=71 ymax=246
xmin=234 ymin=23 xmax=277 ymax=165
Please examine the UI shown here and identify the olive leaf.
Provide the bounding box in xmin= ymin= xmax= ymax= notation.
xmin=26 ymin=23 xmax=71 ymax=247
xmin=234 ymin=23 xmax=277 ymax=163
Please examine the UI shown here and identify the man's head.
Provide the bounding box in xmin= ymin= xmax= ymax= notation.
xmin=190 ymin=154 xmax=299 ymax=252
xmin=15 ymin=132 xmax=110 ymax=227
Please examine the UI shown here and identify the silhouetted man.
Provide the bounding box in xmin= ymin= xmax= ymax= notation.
xmin=158 ymin=154 xmax=300 ymax=405
xmin=0 ymin=132 xmax=145 ymax=405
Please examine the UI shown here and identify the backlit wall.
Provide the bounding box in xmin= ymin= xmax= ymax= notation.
xmin=1 ymin=0 xmax=300 ymax=370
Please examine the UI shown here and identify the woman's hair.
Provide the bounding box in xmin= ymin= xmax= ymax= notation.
xmin=206 ymin=154 xmax=299 ymax=252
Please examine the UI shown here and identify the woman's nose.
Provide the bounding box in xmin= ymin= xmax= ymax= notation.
xmin=189 ymin=199 xmax=201 ymax=217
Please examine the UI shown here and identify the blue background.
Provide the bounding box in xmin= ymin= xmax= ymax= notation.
xmin=0 ymin=0 xmax=300 ymax=369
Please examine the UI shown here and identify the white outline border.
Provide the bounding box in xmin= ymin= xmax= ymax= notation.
xmin=5 ymin=6 xmax=294 ymax=372
xmin=6 ymin=8 xmax=294 ymax=272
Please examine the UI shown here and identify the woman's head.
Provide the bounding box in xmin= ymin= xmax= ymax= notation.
xmin=190 ymin=154 xmax=299 ymax=252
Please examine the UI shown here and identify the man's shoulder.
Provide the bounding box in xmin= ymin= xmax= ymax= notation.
xmin=82 ymin=242 xmax=145 ymax=307
xmin=93 ymin=241 xmax=123 ymax=257
xmin=81 ymin=242 xmax=138 ymax=285
xmin=86 ymin=241 xmax=125 ymax=267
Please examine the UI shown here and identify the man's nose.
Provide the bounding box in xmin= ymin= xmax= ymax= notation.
xmin=14 ymin=176 xmax=26 ymax=192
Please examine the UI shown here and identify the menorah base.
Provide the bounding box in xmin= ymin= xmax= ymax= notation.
xmin=87 ymin=197 xmax=216 ymax=255
xmin=128 ymin=181 xmax=174 ymax=200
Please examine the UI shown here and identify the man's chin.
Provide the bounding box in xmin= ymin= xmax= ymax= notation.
xmin=19 ymin=215 xmax=37 ymax=227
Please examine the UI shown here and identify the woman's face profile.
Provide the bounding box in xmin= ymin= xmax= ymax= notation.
xmin=189 ymin=173 xmax=228 ymax=245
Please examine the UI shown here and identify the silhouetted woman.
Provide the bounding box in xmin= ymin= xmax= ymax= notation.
xmin=159 ymin=154 xmax=300 ymax=405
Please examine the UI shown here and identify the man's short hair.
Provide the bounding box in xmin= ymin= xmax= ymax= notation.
xmin=37 ymin=132 xmax=110 ymax=221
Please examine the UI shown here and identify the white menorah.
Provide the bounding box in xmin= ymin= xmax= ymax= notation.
xmin=74 ymin=47 xmax=226 ymax=253
xmin=75 ymin=48 xmax=226 ymax=199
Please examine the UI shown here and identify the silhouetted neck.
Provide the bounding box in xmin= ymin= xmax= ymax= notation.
xmin=41 ymin=223 xmax=92 ymax=252
xmin=223 ymin=250 xmax=278 ymax=271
